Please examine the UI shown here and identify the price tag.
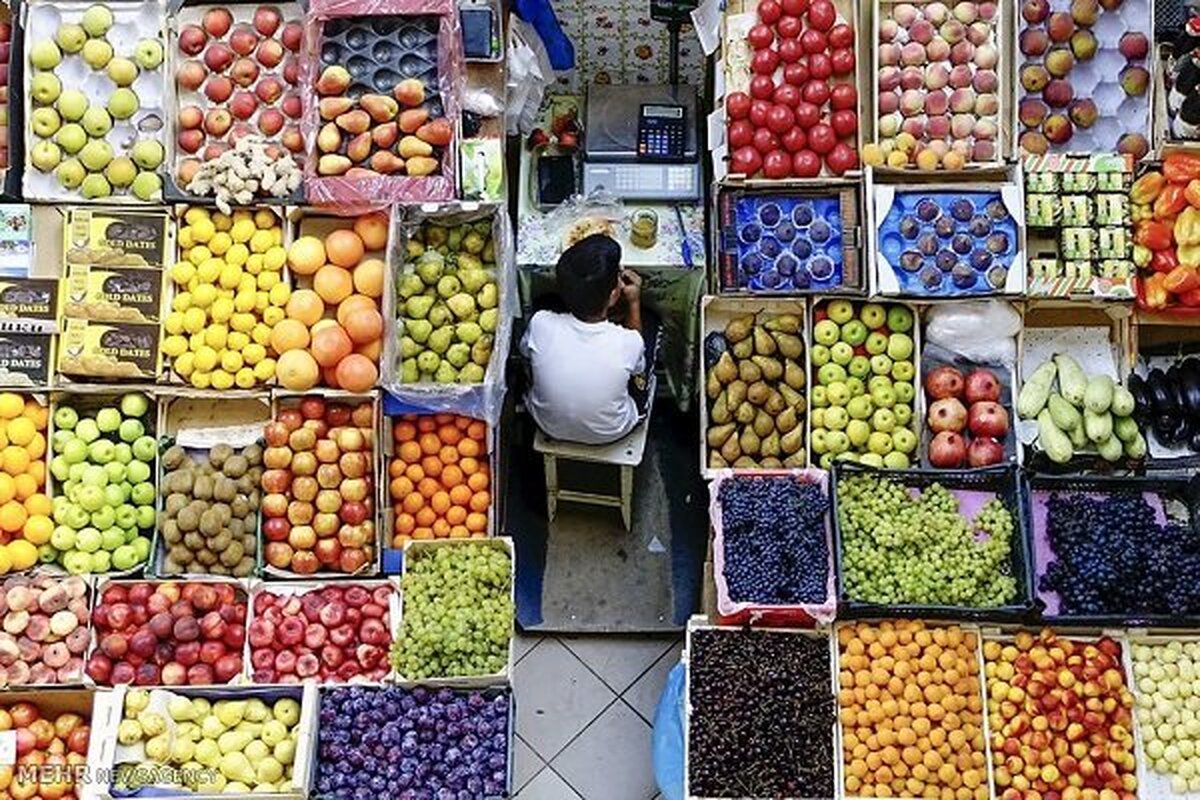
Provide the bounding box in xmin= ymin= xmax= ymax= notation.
xmin=0 ymin=730 xmax=15 ymax=766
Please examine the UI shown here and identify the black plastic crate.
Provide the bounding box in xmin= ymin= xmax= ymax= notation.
xmin=1025 ymin=472 xmax=1200 ymax=627
xmin=830 ymin=462 xmax=1035 ymax=621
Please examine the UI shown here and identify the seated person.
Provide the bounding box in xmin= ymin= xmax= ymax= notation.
xmin=521 ymin=234 xmax=660 ymax=445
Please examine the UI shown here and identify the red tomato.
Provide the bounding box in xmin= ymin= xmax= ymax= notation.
xmin=780 ymin=126 xmax=808 ymax=152
xmin=757 ymin=0 xmax=782 ymax=24
xmin=751 ymin=48 xmax=780 ymax=74
xmin=807 ymin=122 xmax=836 ymax=155
xmin=728 ymin=119 xmax=755 ymax=148
xmin=794 ymin=101 xmax=820 ymax=128
xmin=829 ymin=83 xmax=857 ymax=111
xmin=752 ymin=127 xmax=781 ymax=154
xmin=808 ymin=52 xmax=832 ymax=79
xmin=776 ymin=15 xmax=801 ymax=38
xmin=778 ymin=38 xmax=804 ymax=63
xmin=828 ymin=23 xmax=853 ymax=48
xmin=807 ymin=0 xmax=836 ymax=30
xmin=830 ymin=109 xmax=858 ymax=138
xmin=802 ymin=79 xmax=830 ymax=106
xmin=730 ymin=145 xmax=763 ymax=176
xmin=725 ymin=91 xmax=752 ymax=120
xmin=763 ymin=149 xmax=793 ymax=179
xmin=773 ymin=84 xmax=801 ymax=107
xmin=830 ymin=47 xmax=855 ymax=75
xmin=825 ymin=141 xmax=858 ymax=174
xmin=792 ymin=149 xmax=822 ymax=177
xmin=749 ymin=99 xmax=771 ymax=127
xmin=747 ymin=23 xmax=774 ymax=49
xmin=765 ymin=103 xmax=795 ymax=134
xmin=800 ymin=29 xmax=826 ymax=54
xmin=781 ymin=0 xmax=809 ymax=14
xmin=750 ymin=74 xmax=776 ymax=99
xmin=783 ymin=60 xmax=809 ymax=86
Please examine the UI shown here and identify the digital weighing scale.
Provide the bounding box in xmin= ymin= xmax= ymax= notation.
xmin=582 ymin=83 xmax=702 ymax=202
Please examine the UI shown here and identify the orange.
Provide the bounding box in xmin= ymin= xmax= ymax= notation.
xmin=459 ymin=457 xmax=480 ymax=475
xmin=314 ymin=265 xmax=354 ymax=305
xmin=0 ymin=475 xmax=14 ymax=504
xmin=26 ymin=433 xmax=45 ymax=461
xmin=415 ymin=507 xmax=436 ymax=527
xmin=437 ymin=425 xmax=462 ymax=446
xmin=287 ymin=236 xmax=326 ymax=275
xmin=22 ymin=402 xmax=47 ymax=431
xmin=467 ymin=421 xmax=487 ymax=441
xmin=1 ymin=448 xmax=28 ymax=476
xmin=5 ymin=418 xmax=34 ymax=448
xmin=449 ymin=525 xmax=469 ymax=539
xmin=413 ymin=527 xmax=434 ymax=540
xmin=401 ymin=493 xmax=424 ymax=514
xmin=417 ymin=478 xmax=439 ymax=499
xmin=325 ymin=229 xmax=365 ymax=268
xmin=22 ymin=515 xmax=51 ymax=545
xmin=344 ymin=308 xmax=383 ymax=345
xmin=467 ymin=472 xmax=490 ymax=492
xmin=311 ymin=324 xmax=353 ymax=368
xmin=12 ymin=475 xmax=36 ymax=502
xmin=440 ymin=465 xmax=464 ymax=488
xmin=353 ymin=258 xmax=385 ymax=298
xmin=435 ymin=413 xmax=454 ymax=425
xmin=353 ymin=212 xmax=390 ymax=250
xmin=437 ymin=446 xmax=459 ymax=465
xmin=333 ymin=354 xmax=378 ymax=393
xmin=470 ymin=491 xmax=490 ymax=513
xmin=430 ymin=492 xmax=451 ymax=515
xmin=465 ymin=512 xmax=487 ymax=533
xmin=23 ymin=494 xmax=50 ymax=518
xmin=5 ymin=540 xmax=35 ymax=571
xmin=449 ymin=485 xmax=472 ymax=506
xmin=336 ymin=294 xmax=376 ymax=326
xmin=270 ymin=319 xmax=311 ymax=354
xmin=404 ymin=463 xmax=425 ymax=483
xmin=395 ymin=513 xmax=416 ymax=535
xmin=457 ymin=438 xmax=480 ymax=458
xmin=432 ymin=519 xmax=451 ymax=538
xmin=398 ymin=441 xmax=422 ymax=464
xmin=285 ymin=289 xmax=325 ymax=327
xmin=0 ymin=501 xmax=26 ymax=534
xmin=454 ymin=416 xmax=471 ymax=430
xmin=389 ymin=460 xmax=405 ymax=479
xmin=26 ymin=462 xmax=43 ymax=487
xmin=446 ymin=506 xmax=467 ymax=525
xmin=393 ymin=534 xmax=411 ymax=548
xmin=420 ymin=456 xmax=442 ymax=478
xmin=394 ymin=421 xmax=417 ymax=442
xmin=276 ymin=349 xmax=320 ymax=391
xmin=419 ymin=433 xmax=440 ymax=456
xmin=416 ymin=417 xmax=437 ymax=433
xmin=390 ymin=476 xmax=413 ymax=499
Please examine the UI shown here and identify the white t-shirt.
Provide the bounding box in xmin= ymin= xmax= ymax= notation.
xmin=521 ymin=310 xmax=645 ymax=445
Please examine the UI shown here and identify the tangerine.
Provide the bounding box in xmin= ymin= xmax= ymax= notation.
xmin=355 ymin=339 xmax=382 ymax=361
xmin=416 ymin=417 xmax=437 ymax=433
xmin=419 ymin=433 xmax=441 ymax=455
xmin=404 ymin=463 xmax=425 ymax=482
xmin=23 ymin=494 xmax=50 ymax=517
xmin=470 ymin=491 xmax=490 ymax=513
xmin=465 ymin=512 xmax=487 ymax=533
xmin=448 ymin=485 xmax=472 ymax=506
xmin=438 ymin=445 xmax=459 ymax=465
xmin=395 ymin=513 xmax=415 ymax=535
xmin=398 ymin=441 xmax=422 ymax=463
xmin=449 ymin=525 xmax=469 ymax=539
xmin=415 ymin=507 xmax=436 ymax=527
xmin=417 ymin=478 xmax=439 ymax=499
xmin=440 ymin=465 xmax=464 ymax=487
xmin=437 ymin=425 xmax=462 ymax=446
xmin=394 ymin=421 xmax=417 ymax=442
xmin=467 ymin=471 xmax=490 ymax=492
xmin=432 ymin=519 xmax=451 ymax=538
xmin=446 ymin=506 xmax=467 ymax=526
xmin=420 ymin=456 xmax=442 ymax=478
xmin=413 ymin=527 xmax=433 ymax=540
xmin=430 ymin=491 xmax=451 ymax=515
xmin=401 ymin=493 xmax=424 ymax=514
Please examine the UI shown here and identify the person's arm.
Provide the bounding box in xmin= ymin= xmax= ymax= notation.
xmin=619 ymin=270 xmax=642 ymax=333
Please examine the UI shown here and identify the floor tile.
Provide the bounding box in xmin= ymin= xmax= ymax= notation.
xmin=623 ymin=644 xmax=681 ymax=724
xmin=514 ymin=632 xmax=542 ymax=664
xmin=513 ymin=735 xmax=545 ymax=793
xmin=552 ymin=700 xmax=658 ymax=800
xmin=515 ymin=767 xmax=582 ymax=799
xmin=561 ymin=635 xmax=677 ymax=693
xmin=514 ymin=638 xmax=616 ymax=759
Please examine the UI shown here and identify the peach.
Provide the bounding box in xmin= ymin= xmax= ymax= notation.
xmin=973 ymin=118 xmax=997 ymax=140
xmin=925 ymin=139 xmax=948 ymax=159
xmin=949 ymin=64 xmax=973 ymax=88
xmin=910 ymin=20 xmax=935 ymax=43
xmin=878 ymin=43 xmax=901 ymax=66
xmin=1020 ymin=29 xmax=1049 ymax=56
xmin=879 ymin=92 xmax=899 ymax=114
xmin=927 ymin=114 xmax=951 ymax=138
xmin=926 ymin=63 xmax=950 ymax=89
xmin=950 ymin=113 xmax=975 ymax=139
xmin=1042 ymin=113 xmax=1073 ymax=144
xmin=975 ymin=92 xmax=999 ymax=116
xmin=1020 ymin=64 xmax=1050 ymax=92
xmin=925 ymin=91 xmax=949 ymax=116
xmin=949 ymin=87 xmax=976 ymax=113
xmin=954 ymin=2 xmax=978 ymax=22
xmin=878 ymin=113 xmax=901 ymax=137
xmin=1044 ymin=78 xmax=1074 ymax=107
xmin=926 ymin=39 xmax=951 ymax=61
xmin=1068 ymin=98 xmax=1097 ymax=128
xmin=878 ymin=66 xmax=902 ymax=92
xmin=950 ymin=40 xmax=975 ymax=64
xmin=974 ymin=43 xmax=998 ymax=69
xmin=900 ymin=66 xmax=925 ymax=90
xmin=1071 ymin=29 xmax=1098 ymax=60
xmin=1019 ymin=98 xmax=1049 ymax=127
xmin=972 ymin=140 xmax=995 ymax=161
xmin=900 ymin=116 xmax=927 ymax=138
xmin=1045 ymin=47 xmax=1074 ymax=78
xmin=900 ymin=89 xmax=925 ymax=116
xmin=879 ymin=18 xmax=899 ymax=41
xmin=901 ymin=42 xmax=927 ymax=65
xmin=967 ymin=21 xmax=990 ymax=45
xmin=925 ymin=2 xmax=950 ymax=23
xmin=892 ymin=3 xmax=919 ymax=25
xmin=973 ymin=70 xmax=998 ymax=93
xmin=978 ymin=1 xmax=997 ymax=18
xmin=939 ymin=19 xmax=966 ymax=43
xmin=1070 ymin=0 xmax=1100 ymax=25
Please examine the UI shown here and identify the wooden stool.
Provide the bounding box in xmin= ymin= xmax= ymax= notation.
xmin=533 ymin=414 xmax=651 ymax=531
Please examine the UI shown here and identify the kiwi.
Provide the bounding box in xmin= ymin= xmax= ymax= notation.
xmin=243 ymin=444 xmax=263 ymax=466
xmin=210 ymin=530 xmax=232 ymax=552
xmin=161 ymin=519 xmax=181 ymax=544
xmin=168 ymin=471 xmax=193 ymax=496
xmin=230 ymin=497 xmax=250 ymax=518
xmin=215 ymin=477 xmax=238 ymax=503
xmin=183 ymin=532 xmax=204 ymax=550
xmin=236 ymin=475 xmax=257 ymax=497
xmin=233 ymin=558 xmax=255 ymax=577
xmin=199 ymin=509 xmax=221 ymax=537
xmin=195 ymin=549 xmax=218 ymax=567
xmin=227 ymin=518 xmax=243 ymax=538
xmin=222 ymin=455 xmax=248 ymax=478
xmin=176 ymin=507 xmax=199 ymax=533
xmin=162 ymin=446 xmax=187 ymax=470
xmin=220 ymin=540 xmax=244 ymax=566
xmin=167 ymin=546 xmax=193 ymax=565
xmin=209 ymin=444 xmax=233 ymax=469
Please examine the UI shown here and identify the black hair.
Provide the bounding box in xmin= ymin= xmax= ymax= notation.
xmin=556 ymin=234 xmax=621 ymax=319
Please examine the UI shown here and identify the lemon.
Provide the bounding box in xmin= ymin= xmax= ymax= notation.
xmin=212 ymin=211 xmax=232 ymax=231
xmin=189 ymin=331 xmax=205 ymax=351
xmin=263 ymin=246 xmax=287 ymax=271
xmin=211 ymin=297 xmax=234 ymax=323
xmin=186 ymin=277 xmax=199 ymax=293
xmin=163 ymin=335 xmax=188 ymax=357
xmin=164 ymin=311 xmax=185 ymax=335
xmin=183 ymin=306 xmax=206 ymax=334
xmin=228 ymin=331 xmax=249 ymax=351
xmin=226 ymin=243 xmax=249 ymax=267
xmin=244 ymin=253 xmax=263 ymax=274
xmin=203 ymin=325 xmax=227 ymax=350
xmin=237 ymin=275 xmax=256 ymax=295
xmin=184 ymin=207 xmax=209 ymax=226
xmin=191 ymin=217 xmax=215 ymax=243
xmin=231 ymin=219 xmax=256 ymax=243
xmin=268 ymin=282 xmax=291 ymax=307
xmin=197 ymin=257 xmax=222 ymax=284
xmin=257 ymin=271 xmax=280 ymax=291
xmin=219 ymin=265 xmax=242 ymax=290
xmin=193 ymin=346 xmax=218 ymax=372
xmin=243 ymin=343 xmax=266 ymax=365
xmin=270 ymin=228 xmax=283 ymax=246
xmin=178 ymin=228 xmax=194 ymax=249
xmin=235 ymin=367 xmax=257 ymax=389
xmin=174 ymin=351 xmax=195 ymax=377
xmin=262 ymin=306 xmax=284 ymax=326
xmin=249 ymin=230 xmax=273 ymax=254
xmin=231 ymin=312 xmax=256 ymax=333
xmin=209 ymin=231 xmax=232 ymax=256
xmin=171 ymin=261 xmax=196 ymax=285
xmin=190 ymin=370 xmax=211 ymax=389
xmin=173 ymin=293 xmax=192 ymax=313
xmin=251 ymin=323 xmax=272 ymax=345
xmin=234 ymin=291 xmax=256 ymax=313
xmin=192 ymin=284 xmax=217 ymax=308
xmin=210 ymin=370 xmax=234 ymax=390
xmin=254 ymin=209 xmax=276 ymax=229
xmin=254 ymin=292 xmax=270 ymax=313
xmin=187 ymin=245 xmax=212 ymax=266
xmin=253 ymin=358 xmax=276 ymax=381
xmin=220 ymin=351 xmax=243 ymax=372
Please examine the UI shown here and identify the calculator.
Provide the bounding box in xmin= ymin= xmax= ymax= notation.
xmin=637 ymin=104 xmax=688 ymax=161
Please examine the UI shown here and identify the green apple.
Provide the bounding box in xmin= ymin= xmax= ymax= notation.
xmin=134 ymin=39 xmax=163 ymax=69
xmin=30 ymin=72 xmax=62 ymax=105
xmin=54 ymin=406 xmax=78 ymax=430
xmin=870 ymin=354 xmax=893 ymax=376
xmin=55 ymin=23 xmax=87 ymax=53
xmin=56 ymin=90 xmax=89 ymax=121
xmin=823 ymin=406 xmax=849 ymax=431
xmin=29 ymin=40 xmax=62 ymax=70
xmin=870 ymin=384 xmax=896 ymax=409
xmin=105 ymin=157 xmax=137 ymax=188
xmin=87 ymin=439 xmax=115 ymax=464
xmin=62 ymin=439 xmax=88 ymax=466
xmin=89 ymin=551 xmax=111 ymax=572
xmin=132 ymin=435 xmax=156 ymax=462
xmin=31 ymin=107 xmax=61 ymax=138
xmin=111 ymin=544 xmax=139 ymax=570
xmin=864 ymin=331 xmax=889 ymax=355
xmin=810 ymin=428 xmax=828 ymax=455
xmin=887 ymin=333 xmax=914 ymax=361
xmin=114 ymin=504 xmax=137 ymax=529
xmin=82 ymin=173 xmax=113 ymax=203
xmin=130 ymin=140 xmax=164 ymax=170
xmin=81 ymin=37 xmax=113 ymax=69
xmin=62 ymin=551 xmax=91 ymax=574
xmin=810 ymin=344 xmax=830 ymax=367
xmin=871 ymin=408 xmax=896 ymax=433
xmin=56 ymin=158 xmax=87 ymax=189
xmin=64 ymin=505 xmax=89 ymax=530
xmin=826 ymin=300 xmax=855 ymax=324
xmin=91 ymin=506 xmax=115 ymax=531
xmin=103 ymin=461 xmax=126 ymax=484
xmin=825 ymin=431 xmax=849 ymax=454
xmin=100 ymin=527 xmax=124 ymax=550
xmin=848 ymin=355 xmax=870 ymax=378
xmin=131 ymin=171 xmax=161 ymax=201
xmin=867 ymin=431 xmax=894 ymax=455
xmin=50 ymin=526 xmax=77 ymax=551
xmin=79 ymin=139 xmax=113 ymax=172
xmin=81 ymin=106 xmax=112 ymax=137
xmin=887 ymin=305 xmax=914 ymax=333
xmin=113 ymin=443 xmax=132 ymax=464
xmin=893 ymin=404 xmax=912 ymax=428
xmin=106 ymin=57 xmax=138 ymax=87
xmin=825 ymin=383 xmax=850 ymax=409
xmin=868 ymin=375 xmax=893 ymax=394
xmin=103 ymin=484 xmax=125 ymax=508
xmin=845 ymin=377 xmax=864 ymax=397
xmin=860 ymin=303 xmax=887 ymax=328
xmin=75 ymin=526 xmax=102 ymax=552
xmin=892 ymin=428 xmax=917 ymax=454
xmin=813 ymin=319 xmax=840 ymax=346
xmin=126 ymin=460 xmax=150 ymax=484
xmin=817 ymin=362 xmax=846 ymax=386
xmin=847 ymin=419 xmax=871 ymax=447
xmin=81 ymin=4 xmax=114 ymax=37
xmin=847 ymin=394 xmax=873 ymax=420
xmin=132 ymin=536 xmax=151 ymax=560
xmin=859 ymin=452 xmax=884 ymax=468
xmin=840 ymin=319 xmax=868 ymax=346
xmin=118 ymin=418 xmax=143 ymax=442
xmin=120 ymin=392 xmax=149 ymax=418
xmin=54 ymin=124 xmax=87 ymax=154
xmin=818 ymin=452 xmax=835 ymax=470
xmin=68 ymin=463 xmax=86 ymax=482
xmin=135 ymin=505 xmax=155 ymax=529
xmin=107 ymin=87 xmax=139 ymax=119
xmin=131 ymin=482 xmax=155 ymax=506
xmin=30 ymin=141 xmax=61 ymax=172
xmin=892 ymin=360 xmax=915 ymax=382
xmin=811 ymin=386 xmax=827 ymax=408
xmin=81 ymin=464 xmax=107 ymax=487
xmin=894 ymin=382 xmax=914 ymax=404
xmin=830 ymin=341 xmax=853 ymax=365
xmin=810 ymin=408 xmax=825 ymax=429
xmin=883 ymin=451 xmax=910 ymax=469
xmin=75 ymin=418 xmax=100 ymax=443
xmin=50 ymin=456 xmax=71 ymax=482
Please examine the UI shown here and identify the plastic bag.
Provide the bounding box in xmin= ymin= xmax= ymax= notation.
xmin=543 ymin=191 xmax=626 ymax=253
xmin=506 ymin=14 xmax=555 ymax=136
xmin=513 ymin=0 xmax=574 ymax=71
xmin=303 ymin=0 xmax=463 ymax=203
xmin=652 ymin=661 xmax=686 ymax=800
xmin=382 ymin=203 xmax=516 ymax=425
xmin=924 ymin=299 xmax=1020 ymax=365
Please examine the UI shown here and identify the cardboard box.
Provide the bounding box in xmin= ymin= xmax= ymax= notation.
xmin=0 ymin=276 xmax=59 ymax=322
xmin=57 ymin=318 xmax=161 ymax=381
xmin=63 ymin=265 xmax=164 ymax=322
xmin=0 ymin=327 xmax=53 ymax=386
xmin=62 ymin=207 xmax=173 ymax=269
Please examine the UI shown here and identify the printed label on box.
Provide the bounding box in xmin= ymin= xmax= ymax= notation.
xmin=0 ymin=278 xmax=60 ymax=321
xmin=63 ymin=209 xmax=172 ymax=269
xmin=0 ymin=332 xmax=53 ymax=386
xmin=58 ymin=318 xmax=160 ymax=380
xmin=64 ymin=266 xmax=163 ymax=322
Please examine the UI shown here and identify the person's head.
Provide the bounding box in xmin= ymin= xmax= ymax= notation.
xmin=556 ymin=234 xmax=623 ymax=320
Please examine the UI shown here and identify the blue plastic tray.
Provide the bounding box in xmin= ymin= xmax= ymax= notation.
xmin=878 ymin=191 xmax=1019 ymax=296
xmin=734 ymin=195 xmax=844 ymax=292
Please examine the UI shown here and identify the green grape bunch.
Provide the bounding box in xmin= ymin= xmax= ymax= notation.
xmin=837 ymin=474 xmax=1018 ymax=608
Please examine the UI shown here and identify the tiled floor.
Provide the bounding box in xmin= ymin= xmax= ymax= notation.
xmin=512 ymin=631 xmax=682 ymax=799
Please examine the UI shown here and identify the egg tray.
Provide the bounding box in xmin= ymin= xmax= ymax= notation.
xmin=1024 ymin=472 xmax=1200 ymax=628
xmin=318 ymin=15 xmax=442 ymax=116
xmin=830 ymin=461 xmax=1037 ymax=622
xmin=1015 ymin=0 xmax=1152 ymax=154
xmin=918 ymin=342 xmax=1018 ymax=469
xmin=876 ymin=189 xmax=1021 ymax=296
xmin=164 ymin=1 xmax=305 ymax=204
xmin=22 ymin=0 xmax=167 ymax=203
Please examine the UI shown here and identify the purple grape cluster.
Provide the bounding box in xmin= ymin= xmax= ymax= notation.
xmin=316 ymin=685 xmax=510 ymax=799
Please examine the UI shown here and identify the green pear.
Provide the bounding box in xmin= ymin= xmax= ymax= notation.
xmin=131 ymin=171 xmax=161 ymax=201
xmin=436 ymin=275 xmax=461 ymax=299
xmin=397 ymin=273 xmax=425 ymax=298
xmin=406 ymin=318 xmax=432 ymax=344
xmin=80 ymin=173 xmax=111 ymax=199
xmin=218 ymin=752 xmax=254 ymax=784
xmin=416 ymin=258 xmax=443 ymax=285
xmin=479 ymin=308 xmax=497 ymax=333
xmin=57 ymin=90 xmax=89 ymax=121
xmin=81 ymin=4 xmax=114 ymax=37
xmin=416 ymin=350 xmax=440 ymax=373
xmin=81 ymin=38 xmax=113 ymax=69
xmin=130 ymin=139 xmax=163 ymax=169
xmin=458 ymin=268 xmax=490 ymax=293
xmin=29 ymin=40 xmax=62 ymax=70
xmin=55 ymin=23 xmax=87 ymax=53
xmin=79 ymin=139 xmax=113 ymax=171
xmin=400 ymin=336 xmax=421 ymax=358
xmin=427 ymin=327 xmax=453 ymax=355
xmin=30 ymin=73 xmax=61 ymax=105
xmin=446 ymin=293 xmax=476 ymax=320
xmin=477 ymin=283 xmax=498 ymax=310
xmin=134 ymin=39 xmax=162 ymax=69
xmin=434 ymin=361 xmax=458 ymax=383
xmin=401 ymin=357 xmax=419 ymax=383
xmin=55 ymin=158 xmax=86 ymax=189
xmin=54 ymin=124 xmax=87 ymax=154
xmin=104 ymin=156 xmax=136 ymax=187
xmin=106 ymin=57 xmax=138 ymax=87
xmin=455 ymin=321 xmax=482 ymax=345
xmin=446 ymin=342 xmax=470 ymax=368
xmin=30 ymin=140 xmax=61 ymax=172
xmin=471 ymin=335 xmax=493 ymax=366
xmin=81 ymin=106 xmax=111 ymax=137
xmin=404 ymin=295 xmax=434 ymax=320
xmin=108 ymin=87 xmax=139 ymax=119
xmin=30 ymin=108 xmax=61 ymax=138
xmin=428 ymin=304 xmax=452 ymax=328
xmin=459 ymin=363 xmax=485 ymax=383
